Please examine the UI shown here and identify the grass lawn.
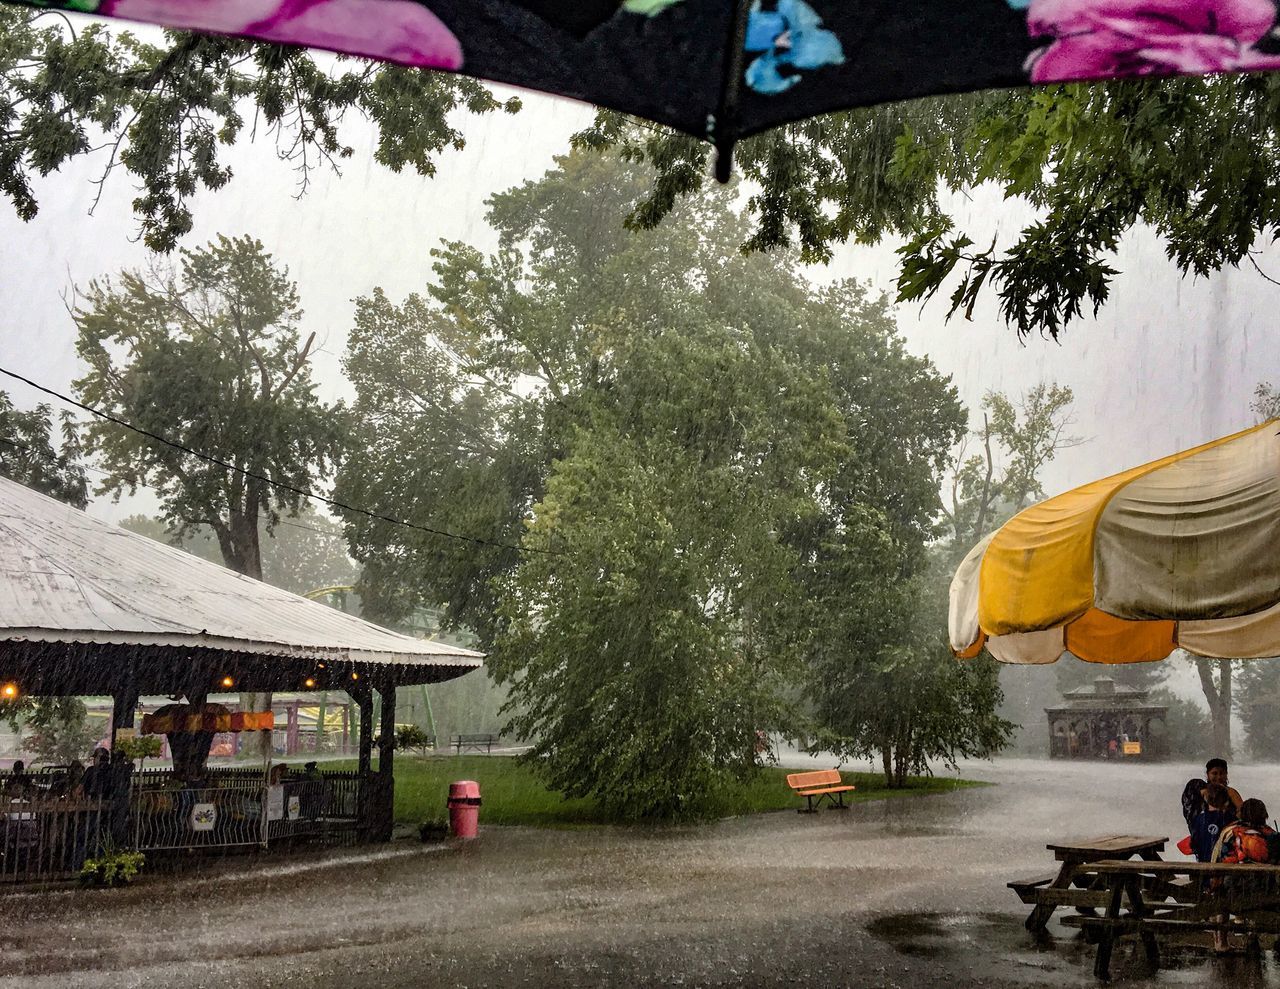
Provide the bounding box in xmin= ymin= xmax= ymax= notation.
xmin=332 ymin=755 xmax=986 ymax=828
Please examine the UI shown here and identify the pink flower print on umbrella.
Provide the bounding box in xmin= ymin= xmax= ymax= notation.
xmin=100 ymin=0 xmax=464 ymax=70
xmin=1026 ymin=0 xmax=1280 ymax=83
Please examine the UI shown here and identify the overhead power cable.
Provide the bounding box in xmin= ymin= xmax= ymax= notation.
xmin=0 ymin=434 xmax=349 ymax=543
xmin=0 ymin=365 xmax=551 ymax=556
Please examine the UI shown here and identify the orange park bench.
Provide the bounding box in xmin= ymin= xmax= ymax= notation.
xmin=786 ymin=770 xmax=855 ymax=813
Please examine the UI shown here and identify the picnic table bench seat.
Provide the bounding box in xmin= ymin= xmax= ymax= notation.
xmin=1019 ymin=834 xmax=1168 ymax=932
xmin=1061 ymin=859 xmax=1280 ymax=980
xmin=1007 ymin=873 xmax=1058 ymax=904
xmin=785 ymin=770 xmax=855 ymax=813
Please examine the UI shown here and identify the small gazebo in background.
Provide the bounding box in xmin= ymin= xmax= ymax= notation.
xmin=1045 ymin=677 xmax=1168 ymax=761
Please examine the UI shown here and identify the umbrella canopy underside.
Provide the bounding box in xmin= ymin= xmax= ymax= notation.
xmin=5 ymin=0 xmax=1280 ymax=146
xmin=950 ymin=420 xmax=1280 ymax=665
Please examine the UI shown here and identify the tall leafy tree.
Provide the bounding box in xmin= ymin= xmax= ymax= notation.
xmin=73 ymin=233 xmax=343 ymax=580
xmin=0 ymin=7 xmax=519 ymax=251
xmin=801 ymin=500 xmax=1014 ymax=787
xmin=121 ymin=504 xmax=357 ymax=595
xmin=338 ymin=151 xmax=982 ymax=813
xmin=941 ymin=383 xmax=1081 ymax=548
xmin=3 ymin=697 xmax=100 ymax=763
xmin=580 ymin=74 xmax=1280 ymax=338
xmin=0 ymin=390 xmax=88 ymax=508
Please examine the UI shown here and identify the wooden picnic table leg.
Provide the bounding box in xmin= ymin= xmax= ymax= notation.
xmin=1126 ymin=876 xmax=1159 ymax=971
xmin=1026 ymin=860 xmax=1078 ymax=933
xmin=1094 ymin=880 xmax=1126 ymax=981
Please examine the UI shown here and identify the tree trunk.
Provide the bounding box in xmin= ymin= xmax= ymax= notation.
xmin=893 ymin=740 xmax=909 ymax=788
xmin=1195 ymin=658 xmax=1233 ymax=759
xmin=881 ymin=745 xmax=893 ymax=788
xmin=238 ymin=692 xmax=273 ymax=761
xmin=227 ymin=511 xmax=263 ymax=580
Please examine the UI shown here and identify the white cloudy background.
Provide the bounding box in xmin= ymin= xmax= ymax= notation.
xmin=1 ymin=18 xmax=1277 ymax=568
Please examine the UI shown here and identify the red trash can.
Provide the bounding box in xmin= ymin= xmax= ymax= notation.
xmin=447 ymin=780 xmax=482 ymax=839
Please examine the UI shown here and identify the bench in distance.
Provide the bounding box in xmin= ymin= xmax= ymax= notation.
xmin=786 ymin=769 xmax=855 ymax=813
xmin=451 ymin=733 xmax=498 ymax=754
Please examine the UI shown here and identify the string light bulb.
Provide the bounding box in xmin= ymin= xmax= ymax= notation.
xmin=0 ymin=683 xmax=18 ymax=700
xmin=351 ymin=672 xmax=359 ymax=681
xmin=304 ymin=677 xmax=316 ymax=688
xmin=220 ymin=675 xmax=235 ymax=688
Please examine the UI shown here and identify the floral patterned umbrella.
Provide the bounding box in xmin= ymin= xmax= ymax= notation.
xmin=7 ymin=0 xmax=1280 ymax=173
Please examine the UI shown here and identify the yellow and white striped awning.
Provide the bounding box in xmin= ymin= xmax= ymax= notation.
xmin=950 ymin=420 xmax=1280 ymax=665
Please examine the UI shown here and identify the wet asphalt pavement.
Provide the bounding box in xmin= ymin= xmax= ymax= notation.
xmin=5 ymin=755 xmax=1280 ymax=988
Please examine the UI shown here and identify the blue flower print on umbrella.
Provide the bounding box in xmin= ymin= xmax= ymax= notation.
xmin=744 ymin=0 xmax=845 ymax=95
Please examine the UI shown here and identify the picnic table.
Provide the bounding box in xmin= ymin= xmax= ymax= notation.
xmin=1010 ymin=834 xmax=1167 ymax=932
xmin=1061 ymin=859 xmax=1280 ymax=980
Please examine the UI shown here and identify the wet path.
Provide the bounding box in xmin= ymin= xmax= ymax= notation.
xmin=4 ymin=757 xmax=1280 ymax=987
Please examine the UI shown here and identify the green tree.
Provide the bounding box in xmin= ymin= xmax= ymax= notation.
xmin=73 ymin=234 xmax=343 ymax=581
xmin=941 ymin=383 xmax=1082 ymax=548
xmin=0 ymin=390 xmax=88 ymax=507
xmin=0 ymin=8 xmax=519 ymax=252
xmin=802 ymin=511 xmax=1012 ymax=787
xmin=120 ymin=504 xmax=357 ymax=595
xmin=581 ymin=74 xmax=1280 ymax=339
xmin=1153 ymin=688 xmax=1212 ymax=760
xmin=339 ymin=151 xmax=982 ymax=814
xmin=4 ymin=696 xmax=99 ymax=764
xmin=1237 ymin=660 xmax=1280 ymax=760
xmin=494 ymin=390 xmax=828 ymax=818
xmin=1252 ymin=382 xmax=1280 ymax=421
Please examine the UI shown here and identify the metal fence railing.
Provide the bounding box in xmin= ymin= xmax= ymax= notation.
xmin=266 ymin=774 xmax=363 ymax=845
xmin=133 ymin=779 xmax=268 ymax=851
xmin=0 ymin=797 xmax=109 ymax=883
xmin=0 ymin=766 xmax=369 ymax=883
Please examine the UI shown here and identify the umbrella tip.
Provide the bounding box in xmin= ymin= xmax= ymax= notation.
xmin=714 ymin=140 xmax=735 ymax=184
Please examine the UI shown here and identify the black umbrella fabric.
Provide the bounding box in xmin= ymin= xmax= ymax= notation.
xmin=9 ymin=0 xmax=1280 ymax=169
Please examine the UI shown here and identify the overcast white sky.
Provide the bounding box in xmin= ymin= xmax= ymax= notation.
xmin=2 ymin=15 xmax=1279 ymax=534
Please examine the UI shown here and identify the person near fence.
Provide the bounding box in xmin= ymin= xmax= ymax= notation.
xmin=81 ymin=748 xmax=113 ymax=799
xmin=3 ymin=761 xmax=31 ymax=798
xmin=56 ymin=759 xmax=84 ymax=798
xmin=108 ymin=749 xmax=133 ymax=845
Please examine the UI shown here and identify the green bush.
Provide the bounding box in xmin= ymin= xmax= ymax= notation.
xmin=395 ymin=724 xmax=435 ymax=755
xmin=79 ymin=849 xmax=145 ymax=888
xmin=115 ymin=735 xmax=163 ymax=766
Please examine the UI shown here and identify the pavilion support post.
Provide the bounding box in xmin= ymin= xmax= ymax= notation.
xmin=357 ymin=692 xmax=373 ymax=775
xmin=110 ymin=683 xmax=139 ymax=747
xmin=374 ymin=676 xmax=397 ymax=843
xmin=351 ymin=685 xmax=376 ymax=840
xmin=109 ymin=676 xmax=140 ymax=852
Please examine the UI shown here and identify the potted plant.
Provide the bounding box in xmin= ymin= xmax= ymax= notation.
xmin=79 ymin=846 xmax=145 ymax=888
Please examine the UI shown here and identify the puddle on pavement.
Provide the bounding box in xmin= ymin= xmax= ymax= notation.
xmin=868 ymin=912 xmax=1280 ymax=985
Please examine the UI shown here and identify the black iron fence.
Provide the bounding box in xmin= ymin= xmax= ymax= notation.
xmin=0 ymin=766 xmax=369 ymax=884
xmin=0 ymin=796 xmax=109 ymax=883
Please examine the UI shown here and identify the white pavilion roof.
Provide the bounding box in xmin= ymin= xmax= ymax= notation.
xmin=0 ymin=475 xmax=483 ymax=670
